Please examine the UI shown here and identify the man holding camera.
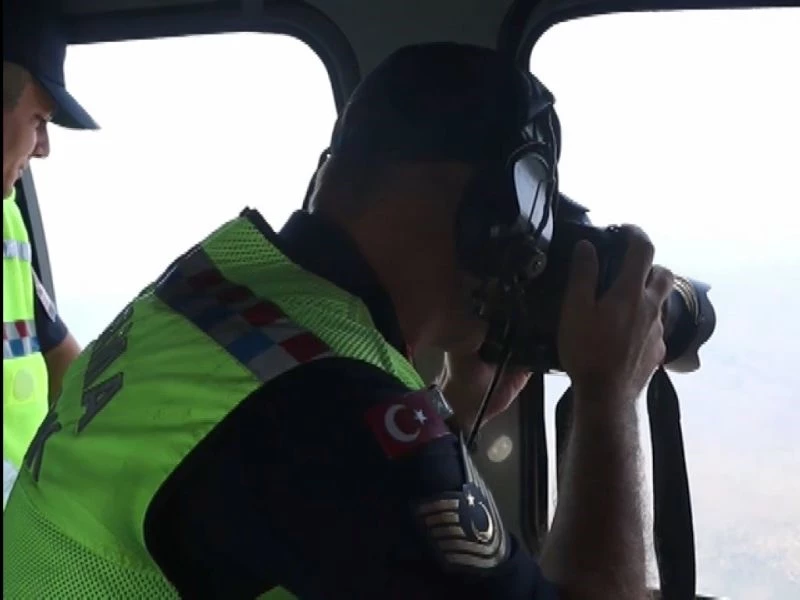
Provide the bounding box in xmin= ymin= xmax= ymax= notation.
xmin=4 ymin=43 xmax=671 ymax=600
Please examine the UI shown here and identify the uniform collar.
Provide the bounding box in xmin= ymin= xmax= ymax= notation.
xmin=253 ymin=210 xmax=409 ymax=358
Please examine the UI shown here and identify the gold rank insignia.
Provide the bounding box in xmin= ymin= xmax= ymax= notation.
xmin=414 ymin=437 xmax=509 ymax=573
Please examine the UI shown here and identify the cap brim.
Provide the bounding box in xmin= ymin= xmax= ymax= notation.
xmin=37 ymin=76 xmax=100 ymax=131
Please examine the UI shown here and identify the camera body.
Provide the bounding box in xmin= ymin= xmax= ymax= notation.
xmin=477 ymin=210 xmax=624 ymax=371
xmin=477 ymin=197 xmax=716 ymax=373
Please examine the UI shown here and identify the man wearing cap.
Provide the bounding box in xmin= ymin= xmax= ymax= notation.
xmin=3 ymin=0 xmax=99 ymax=508
xmin=5 ymin=43 xmax=667 ymax=600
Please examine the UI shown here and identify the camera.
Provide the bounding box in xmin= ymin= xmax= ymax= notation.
xmin=477 ymin=194 xmax=717 ymax=373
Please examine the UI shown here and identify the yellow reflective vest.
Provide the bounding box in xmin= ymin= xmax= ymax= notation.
xmin=4 ymin=211 xmax=425 ymax=597
xmin=3 ymin=188 xmax=49 ymax=509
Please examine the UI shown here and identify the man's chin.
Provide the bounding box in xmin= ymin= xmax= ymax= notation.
xmin=3 ymin=171 xmax=22 ymax=199
xmin=446 ymin=318 xmax=489 ymax=355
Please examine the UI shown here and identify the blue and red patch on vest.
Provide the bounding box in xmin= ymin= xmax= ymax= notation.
xmin=154 ymin=247 xmax=331 ymax=381
xmin=2 ymin=320 xmax=40 ymax=359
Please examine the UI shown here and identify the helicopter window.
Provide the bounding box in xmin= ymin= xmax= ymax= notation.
xmin=30 ymin=33 xmax=336 ymax=345
xmin=532 ymin=9 xmax=800 ymax=598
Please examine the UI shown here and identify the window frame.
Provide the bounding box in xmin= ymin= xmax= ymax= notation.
xmin=19 ymin=2 xmax=360 ymax=304
xmin=16 ymin=172 xmax=58 ymax=303
xmin=522 ymin=10 xmax=799 ymax=598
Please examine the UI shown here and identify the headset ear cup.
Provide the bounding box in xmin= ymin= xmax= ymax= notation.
xmin=302 ymin=148 xmax=332 ymax=210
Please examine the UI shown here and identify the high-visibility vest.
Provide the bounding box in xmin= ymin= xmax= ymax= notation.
xmin=3 ymin=188 xmax=49 ymax=510
xmin=3 ymin=211 xmax=425 ymax=598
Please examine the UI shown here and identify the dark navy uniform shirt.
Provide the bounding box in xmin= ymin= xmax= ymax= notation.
xmin=144 ymin=210 xmax=559 ymax=600
xmin=33 ymin=271 xmax=68 ymax=354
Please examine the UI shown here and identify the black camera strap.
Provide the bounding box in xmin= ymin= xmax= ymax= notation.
xmin=549 ymin=369 xmax=696 ymax=599
xmin=647 ymin=367 xmax=696 ymax=600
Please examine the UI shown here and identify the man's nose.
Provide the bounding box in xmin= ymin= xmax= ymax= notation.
xmin=33 ymin=122 xmax=50 ymax=159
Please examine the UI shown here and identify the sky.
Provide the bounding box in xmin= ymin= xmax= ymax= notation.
xmin=29 ymin=8 xmax=799 ymax=598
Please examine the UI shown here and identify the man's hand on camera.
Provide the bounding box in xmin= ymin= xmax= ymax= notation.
xmin=540 ymin=225 xmax=666 ymax=600
xmin=558 ymin=225 xmax=673 ymax=405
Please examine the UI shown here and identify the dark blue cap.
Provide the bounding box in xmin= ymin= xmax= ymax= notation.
xmin=3 ymin=0 xmax=99 ymax=130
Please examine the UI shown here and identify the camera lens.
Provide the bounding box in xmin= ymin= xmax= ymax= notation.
xmin=662 ymin=277 xmax=717 ymax=373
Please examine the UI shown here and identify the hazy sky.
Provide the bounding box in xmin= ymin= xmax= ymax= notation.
xmin=30 ymin=8 xmax=799 ymax=598
xmin=532 ymin=14 xmax=800 ymax=597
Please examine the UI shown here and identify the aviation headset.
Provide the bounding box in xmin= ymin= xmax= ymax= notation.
xmin=454 ymin=65 xmax=563 ymax=290
xmin=305 ymin=43 xmax=564 ymax=293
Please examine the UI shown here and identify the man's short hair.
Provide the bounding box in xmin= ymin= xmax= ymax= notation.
xmin=3 ymin=61 xmax=31 ymax=110
xmin=328 ymin=42 xmax=533 ymax=164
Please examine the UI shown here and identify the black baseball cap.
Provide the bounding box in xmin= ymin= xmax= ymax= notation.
xmin=329 ymin=42 xmax=554 ymax=163
xmin=3 ymin=0 xmax=99 ymax=130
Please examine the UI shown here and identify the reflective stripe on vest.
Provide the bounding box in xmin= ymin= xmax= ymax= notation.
xmin=3 ymin=189 xmax=49 ymax=508
xmin=4 ymin=211 xmax=424 ymax=598
xmin=3 ymin=239 xmax=33 ymax=262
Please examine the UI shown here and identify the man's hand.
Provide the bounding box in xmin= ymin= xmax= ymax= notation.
xmin=441 ymin=226 xmax=672 ymax=433
xmin=541 ymin=225 xmax=672 ymax=600
xmin=558 ymin=226 xmax=673 ymax=405
xmin=44 ymin=332 xmax=81 ymax=406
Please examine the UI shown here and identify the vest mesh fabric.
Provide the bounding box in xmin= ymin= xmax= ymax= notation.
xmin=4 ymin=489 xmax=178 ymax=599
xmin=202 ymin=219 xmax=420 ymax=387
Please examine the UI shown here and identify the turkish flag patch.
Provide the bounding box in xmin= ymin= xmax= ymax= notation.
xmin=364 ymin=390 xmax=452 ymax=459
